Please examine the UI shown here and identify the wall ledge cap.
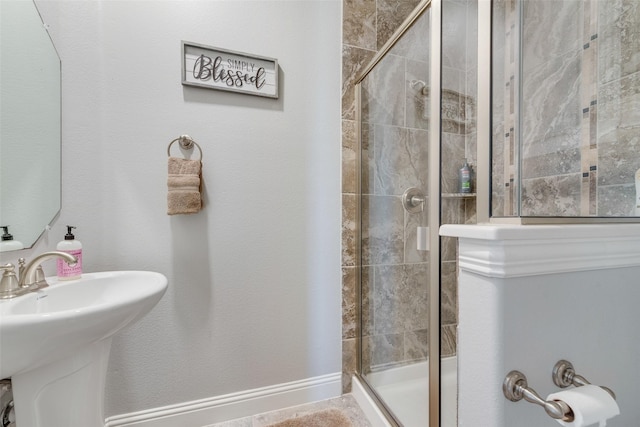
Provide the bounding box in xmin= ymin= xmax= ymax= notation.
xmin=440 ymin=224 xmax=640 ymax=277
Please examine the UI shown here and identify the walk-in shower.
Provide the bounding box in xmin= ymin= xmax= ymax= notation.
xmin=353 ymin=0 xmax=477 ymax=425
xmin=351 ymin=0 xmax=640 ymax=425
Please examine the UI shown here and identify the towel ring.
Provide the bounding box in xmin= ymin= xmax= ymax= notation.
xmin=167 ymin=135 xmax=203 ymax=162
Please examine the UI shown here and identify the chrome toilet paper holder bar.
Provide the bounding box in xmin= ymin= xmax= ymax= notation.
xmin=503 ymin=370 xmax=574 ymax=422
xmin=503 ymin=360 xmax=617 ymax=422
xmin=552 ymin=359 xmax=616 ymax=400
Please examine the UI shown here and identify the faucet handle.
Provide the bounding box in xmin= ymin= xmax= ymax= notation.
xmin=0 ymin=263 xmax=26 ymax=299
xmin=34 ymin=266 xmax=48 ymax=289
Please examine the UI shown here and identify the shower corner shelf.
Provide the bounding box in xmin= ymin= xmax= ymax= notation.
xmin=442 ymin=193 xmax=476 ymax=199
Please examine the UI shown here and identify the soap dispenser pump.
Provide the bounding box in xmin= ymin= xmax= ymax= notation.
xmin=56 ymin=225 xmax=83 ymax=280
xmin=0 ymin=226 xmax=24 ymax=251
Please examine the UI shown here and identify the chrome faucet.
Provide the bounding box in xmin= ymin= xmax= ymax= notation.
xmin=18 ymin=251 xmax=77 ymax=290
xmin=0 ymin=251 xmax=78 ymax=298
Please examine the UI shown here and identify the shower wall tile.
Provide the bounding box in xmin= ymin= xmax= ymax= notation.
xmin=360 ymin=124 xmax=373 ymax=194
xmin=342 ymin=267 xmax=357 ymax=340
xmin=372 ymin=263 xmax=428 ymax=335
xmin=521 ymin=52 xmax=582 ymax=179
xmin=342 ymin=120 xmax=357 ymax=194
xmin=441 ymin=261 xmax=458 ymax=325
xmin=521 ymin=0 xmax=582 ymax=72
xmin=342 ymin=338 xmax=357 ymax=393
xmin=342 ymin=45 xmax=376 ymax=122
xmin=343 ymin=0 xmax=377 ymax=51
xmin=404 ymin=329 xmax=428 ymax=362
xmin=361 ymin=265 xmax=373 ymax=338
xmin=361 ymin=195 xmax=404 ymax=265
xmin=442 ymin=0 xmax=467 ymax=71
xmin=441 ymin=236 xmax=457 ymax=263
xmin=598 ymin=129 xmax=640 ymax=188
xmin=376 ymin=0 xmax=421 ymax=50
xmin=598 ymin=184 xmax=636 ymax=216
xmin=342 ymin=194 xmax=357 ymax=267
xmin=371 ymin=125 xmax=428 ymax=196
xmin=598 ymin=0 xmax=640 ymax=84
xmin=364 ymin=333 xmax=404 ymax=369
xmin=365 ymin=54 xmax=406 ymax=127
xmin=441 ymin=133 xmax=466 ymax=194
xmin=405 ymin=59 xmax=430 ymax=130
xmin=441 ymin=324 xmax=457 ymax=358
xmin=597 ymin=71 xmax=640 ymax=187
xmin=441 ymin=198 xmax=465 ymax=226
xmin=392 ymin=7 xmax=430 ymax=63
xmin=520 ymin=174 xmax=582 ymax=217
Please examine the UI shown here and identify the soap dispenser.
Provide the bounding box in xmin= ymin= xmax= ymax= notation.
xmin=0 ymin=226 xmax=24 ymax=251
xmin=56 ymin=225 xmax=83 ymax=280
xmin=459 ymin=160 xmax=472 ymax=193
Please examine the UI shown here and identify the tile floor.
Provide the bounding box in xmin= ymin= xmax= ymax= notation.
xmin=206 ymin=394 xmax=372 ymax=427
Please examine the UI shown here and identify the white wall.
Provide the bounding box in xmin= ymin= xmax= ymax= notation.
xmin=442 ymin=224 xmax=640 ymax=427
xmin=1 ymin=0 xmax=342 ymax=419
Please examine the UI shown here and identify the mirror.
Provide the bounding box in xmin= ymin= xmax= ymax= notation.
xmin=0 ymin=0 xmax=61 ymax=251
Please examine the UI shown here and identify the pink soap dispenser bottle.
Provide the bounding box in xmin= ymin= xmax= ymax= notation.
xmin=57 ymin=225 xmax=83 ymax=280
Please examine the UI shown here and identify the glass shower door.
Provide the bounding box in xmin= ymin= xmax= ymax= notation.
xmin=357 ymin=4 xmax=433 ymax=426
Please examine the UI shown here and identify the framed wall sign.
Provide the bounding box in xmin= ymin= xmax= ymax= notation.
xmin=182 ymin=41 xmax=279 ymax=99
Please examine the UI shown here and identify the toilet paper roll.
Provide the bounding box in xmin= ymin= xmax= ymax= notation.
xmin=546 ymin=385 xmax=620 ymax=427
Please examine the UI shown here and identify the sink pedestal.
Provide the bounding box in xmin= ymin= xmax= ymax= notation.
xmin=12 ymin=338 xmax=113 ymax=427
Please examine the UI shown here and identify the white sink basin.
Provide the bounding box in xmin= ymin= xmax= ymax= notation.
xmin=0 ymin=270 xmax=167 ymax=426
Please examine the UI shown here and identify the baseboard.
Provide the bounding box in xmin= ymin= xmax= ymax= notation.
xmin=104 ymin=372 xmax=342 ymax=427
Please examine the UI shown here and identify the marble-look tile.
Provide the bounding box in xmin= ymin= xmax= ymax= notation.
xmin=464 ymin=197 xmax=477 ymax=224
xmin=373 ymin=263 xmax=428 ymax=335
xmin=521 ymin=52 xmax=582 ymax=178
xmin=342 ymin=338 xmax=357 ymax=393
xmin=520 ymin=174 xmax=582 ymax=216
xmin=441 ymin=198 xmax=465 ymax=227
xmin=361 ymin=265 xmax=374 ymax=337
xmin=598 ymin=0 xmax=640 ymax=84
xmin=597 ymin=128 xmax=640 ymax=187
xmin=370 ymin=125 xmax=429 ymax=196
xmin=442 ymin=0 xmax=467 ymax=71
xmin=253 ymin=395 xmax=372 ymax=427
xmin=342 ymin=267 xmax=357 ymax=340
xmin=342 ymin=194 xmax=357 ymax=267
xmin=597 ymin=71 xmax=640 ymax=186
xmin=404 ymin=329 xmax=428 ymax=361
xmin=464 ymin=0 xmax=478 ymax=73
xmin=392 ymin=7 xmax=430 ymax=63
xmin=343 ymin=0 xmax=377 ymax=51
xmin=343 ymin=45 xmax=376 ymax=121
xmin=441 ymin=261 xmax=458 ymax=325
xmin=405 ymin=59 xmax=430 ymax=130
xmin=441 ymin=236 xmax=457 ymax=263
xmin=441 ymin=324 xmax=457 ymax=357
xmin=376 ymin=0 xmax=421 ymax=51
xmin=366 ymin=333 xmax=404 ymax=368
xmin=206 ymin=417 xmax=253 ymax=427
xmin=441 ymin=132 xmax=466 ymax=194
xmin=522 ymin=0 xmax=582 ymax=72
xmin=362 ymin=54 xmax=405 ymax=127
xmin=521 ymin=147 xmax=582 ymax=180
xmin=598 ymin=184 xmax=636 ymax=216
xmin=361 ymin=195 xmax=404 ymax=265
xmin=342 ymin=120 xmax=357 ymax=194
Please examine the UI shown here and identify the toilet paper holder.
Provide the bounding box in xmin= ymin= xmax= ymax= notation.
xmin=503 ymin=360 xmax=616 ymax=422
xmin=552 ymin=359 xmax=615 ymax=400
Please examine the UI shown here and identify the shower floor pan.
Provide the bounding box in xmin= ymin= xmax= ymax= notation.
xmin=367 ymin=356 xmax=457 ymax=427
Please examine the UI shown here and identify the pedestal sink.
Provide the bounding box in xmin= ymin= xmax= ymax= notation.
xmin=0 ymin=271 xmax=168 ymax=427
